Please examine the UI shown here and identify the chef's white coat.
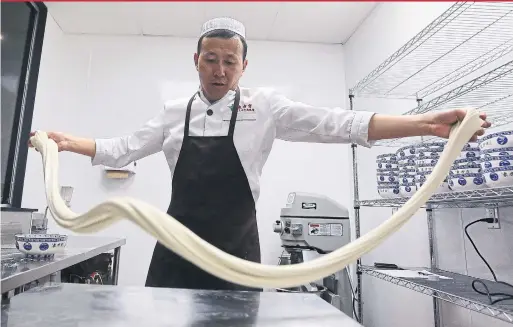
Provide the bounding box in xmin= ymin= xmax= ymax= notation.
xmin=92 ymin=87 xmax=376 ymax=202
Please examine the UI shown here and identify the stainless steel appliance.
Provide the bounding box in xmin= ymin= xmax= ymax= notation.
xmin=273 ymin=192 xmax=356 ymax=318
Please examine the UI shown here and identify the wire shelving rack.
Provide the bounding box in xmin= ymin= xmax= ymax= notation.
xmin=350 ymin=2 xmax=513 ymax=100
xmin=374 ymin=60 xmax=513 ymax=147
xmin=360 ymin=266 xmax=513 ymax=324
xmin=348 ymin=2 xmax=513 ymax=326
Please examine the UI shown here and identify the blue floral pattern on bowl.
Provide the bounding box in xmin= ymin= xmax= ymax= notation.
xmin=39 ymin=243 xmax=49 ymax=251
xmin=376 ymin=167 xmax=399 ymax=172
xmin=417 ymin=149 xmax=443 ymax=158
xmin=481 ymin=157 xmax=512 ymax=169
xmin=14 ymin=234 xmax=68 ymax=257
xmin=377 ymin=153 xmax=398 ymax=161
xmin=482 ymin=166 xmax=513 ymax=187
xmin=377 ymin=162 xmax=399 ymax=169
xmin=480 ymin=130 xmax=513 ymax=150
xmin=377 ymin=174 xmax=398 ymax=182
xmin=460 ymin=151 xmax=479 ymax=159
xmin=398 ymin=158 xmax=416 ymax=166
xmin=397 ymin=146 xmax=416 ymax=158
xmin=480 ymin=130 xmax=513 ymax=141
xmin=454 ymin=157 xmax=481 ymax=164
xmin=483 ymin=166 xmax=513 ymax=174
xmin=481 ymin=147 xmax=513 ymax=155
xmin=416 ymin=141 xmax=447 ymax=148
xmin=448 ymin=173 xmax=485 ymax=190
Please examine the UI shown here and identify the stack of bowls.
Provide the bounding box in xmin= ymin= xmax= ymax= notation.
xmin=396 ymin=145 xmax=417 ymax=197
xmin=415 ymin=142 xmax=450 ymax=193
xmin=376 ymin=153 xmax=400 ymax=198
xmin=448 ymin=142 xmax=485 ymax=191
xmin=479 ymin=130 xmax=513 ymax=188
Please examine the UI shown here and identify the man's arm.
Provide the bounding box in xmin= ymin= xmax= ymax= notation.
xmin=62 ymin=135 xmax=97 ymax=157
xmin=92 ymin=110 xmax=166 ymax=168
xmin=368 ymin=114 xmax=427 ymax=141
xmin=267 ymin=89 xmax=489 ymax=145
xmin=267 ymin=89 xmax=375 ymax=147
xmin=32 ymin=108 xmax=168 ymax=168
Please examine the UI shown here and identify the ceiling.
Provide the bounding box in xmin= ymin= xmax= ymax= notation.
xmin=45 ymin=2 xmax=378 ymax=44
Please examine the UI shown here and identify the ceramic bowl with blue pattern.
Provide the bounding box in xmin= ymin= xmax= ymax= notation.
xmin=376 ymin=173 xmax=398 ymax=183
xmin=397 ymin=145 xmax=416 ymax=159
xmin=462 ymin=142 xmax=479 ymax=150
xmin=458 ymin=148 xmax=480 ymax=160
xmin=398 ymin=174 xmax=415 ymax=184
xmin=482 ymin=166 xmax=513 ymax=188
xmin=453 ymin=158 xmax=481 ymax=167
xmin=481 ymin=147 xmax=513 ymax=157
xmin=398 ymin=155 xmax=416 ymax=166
xmin=448 ymin=173 xmax=486 ymax=191
xmin=416 ymin=171 xmax=450 ymax=194
xmin=14 ymin=234 xmax=68 ymax=258
xmin=451 ymin=158 xmax=482 ymax=175
xmin=399 ymin=167 xmax=417 ymax=176
xmin=376 ymin=161 xmax=399 ymax=170
xmin=376 ymin=153 xmax=398 ymax=162
xmin=480 ymin=155 xmax=513 ymax=170
xmin=416 ymin=157 xmax=439 ymax=166
xmin=378 ymin=185 xmax=400 ymax=199
xmin=416 ymin=141 xmax=447 ymax=150
xmin=399 ymin=183 xmax=417 ymax=197
xmin=479 ymin=130 xmax=513 ymax=150
xmin=416 ymin=147 xmax=443 ymax=159
xmin=377 ymin=181 xmax=400 ymax=199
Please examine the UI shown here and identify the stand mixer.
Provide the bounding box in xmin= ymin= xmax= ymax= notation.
xmin=273 ymin=192 xmax=355 ymax=318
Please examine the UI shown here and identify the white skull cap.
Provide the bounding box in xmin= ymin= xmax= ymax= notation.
xmin=200 ymin=17 xmax=246 ymax=39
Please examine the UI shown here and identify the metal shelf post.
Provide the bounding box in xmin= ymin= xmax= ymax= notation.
xmin=349 ymin=92 xmax=363 ymax=324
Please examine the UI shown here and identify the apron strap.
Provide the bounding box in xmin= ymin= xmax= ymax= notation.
xmin=183 ymin=88 xmax=241 ymax=138
xmin=183 ymin=92 xmax=197 ymax=138
xmin=228 ymin=88 xmax=241 ymax=137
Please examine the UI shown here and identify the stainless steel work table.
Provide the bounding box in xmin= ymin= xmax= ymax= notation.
xmin=1 ymin=236 xmax=125 ymax=294
xmin=0 ymin=283 xmax=363 ymax=326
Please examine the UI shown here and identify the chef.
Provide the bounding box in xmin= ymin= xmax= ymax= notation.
xmin=31 ymin=17 xmax=490 ymax=291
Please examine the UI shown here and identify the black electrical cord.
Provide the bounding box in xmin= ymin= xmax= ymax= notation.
xmin=344 ymin=272 xmax=359 ymax=322
xmin=464 ymin=218 xmax=513 ymax=305
xmin=352 ymin=285 xmax=359 ymax=322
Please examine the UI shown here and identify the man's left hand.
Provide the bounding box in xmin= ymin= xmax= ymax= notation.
xmin=421 ymin=109 xmax=492 ymax=142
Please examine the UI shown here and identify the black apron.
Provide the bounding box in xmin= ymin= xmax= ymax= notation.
xmin=145 ymin=88 xmax=262 ymax=291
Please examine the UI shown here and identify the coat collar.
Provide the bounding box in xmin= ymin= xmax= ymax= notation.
xmin=198 ymin=87 xmax=237 ymax=106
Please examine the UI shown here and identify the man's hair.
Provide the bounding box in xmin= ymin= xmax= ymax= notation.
xmin=197 ymin=29 xmax=248 ymax=61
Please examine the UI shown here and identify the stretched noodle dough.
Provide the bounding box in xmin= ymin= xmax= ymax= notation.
xmin=29 ymin=109 xmax=483 ymax=289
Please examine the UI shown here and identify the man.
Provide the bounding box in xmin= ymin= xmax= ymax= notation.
xmin=31 ymin=17 xmax=490 ymax=291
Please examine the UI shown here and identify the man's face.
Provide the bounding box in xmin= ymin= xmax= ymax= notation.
xmin=194 ymin=36 xmax=247 ymax=102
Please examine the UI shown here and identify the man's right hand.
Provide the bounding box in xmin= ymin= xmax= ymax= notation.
xmin=29 ymin=131 xmax=96 ymax=157
xmin=29 ymin=131 xmax=72 ymax=152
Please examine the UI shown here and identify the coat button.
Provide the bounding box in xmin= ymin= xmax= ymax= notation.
xmin=207 ymin=109 xmax=213 ymax=116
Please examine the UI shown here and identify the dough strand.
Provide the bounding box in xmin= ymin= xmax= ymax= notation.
xmin=29 ymin=108 xmax=483 ymax=289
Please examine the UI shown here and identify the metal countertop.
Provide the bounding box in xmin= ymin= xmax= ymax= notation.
xmin=1 ymin=236 xmax=126 ymax=293
xmin=1 ymin=283 xmax=363 ymax=326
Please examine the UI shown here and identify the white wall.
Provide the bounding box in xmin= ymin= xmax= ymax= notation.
xmin=23 ymin=15 xmax=353 ymax=287
xmin=344 ymin=3 xmax=513 ymax=327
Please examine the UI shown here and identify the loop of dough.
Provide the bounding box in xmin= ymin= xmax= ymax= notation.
xmin=29 ymin=109 xmax=483 ymax=289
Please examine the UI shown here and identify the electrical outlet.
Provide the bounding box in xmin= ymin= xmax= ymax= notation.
xmin=488 ymin=219 xmax=500 ymax=229
xmin=486 ymin=208 xmax=501 ymax=229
